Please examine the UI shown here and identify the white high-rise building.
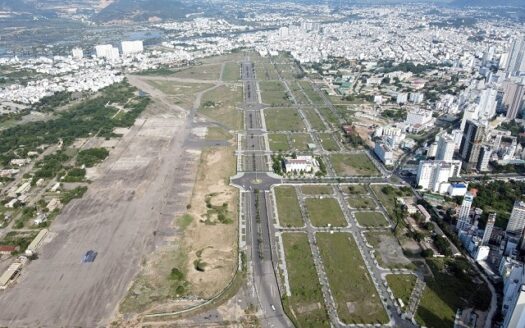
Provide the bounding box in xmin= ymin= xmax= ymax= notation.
xmin=436 ymin=134 xmax=455 ymax=161
xmin=506 ymin=35 xmax=525 ymax=75
xmin=121 ymin=40 xmax=144 ymax=55
xmin=456 ymin=192 xmax=474 ymax=231
xmin=95 ymin=44 xmax=120 ymax=60
xmin=506 ymin=201 xmax=525 ymax=236
xmin=71 ymin=47 xmax=83 ymax=59
xmin=476 ymin=88 xmax=498 ymax=119
xmin=416 ymin=160 xmax=462 ymax=193
xmin=482 ymin=213 xmax=496 ymax=246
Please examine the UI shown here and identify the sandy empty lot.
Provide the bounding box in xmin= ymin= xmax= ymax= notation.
xmin=0 ymin=89 xmax=194 ymax=327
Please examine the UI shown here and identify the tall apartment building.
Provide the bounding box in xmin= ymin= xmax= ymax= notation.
xmin=416 ymin=160 xmax=461 ymax=193
xmin=506 ymin=200 xmax=525 ymax=236
xmin=456 ymin=192 xmax=474 ymax=231
xmin=95 ymin=44 xmax=120 ymax=60
xmin=503 ymin=82 xmax=525 ymax=120
xmin=477 ymin=145 xmax=493 ymax=172
xmin=482 ymin=213 xmax=496 ymax=246
xmin=436 ymin=134 xmax=455 ymax=161
xmin=459 ymin=120 xmax=486 ymax=171
xmin=121 ymin=40 xmax=144 ymax=55
xmin=71 ymin=47 xmax=83 ymax=59
xmin=506 ymin=35 xmax=525 ymax=75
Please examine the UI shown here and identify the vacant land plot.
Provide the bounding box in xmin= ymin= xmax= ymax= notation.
xmin=302 ymin=108 xmax=326 ymax=131
xmin=289 ymin=81 xmax=309 ymax=105
xmin=289 ymin=133 xmax=312 ymax=151
xmin=331 ymin=153 xmax=379 ymax=176
xmin=317 ymin=233 xmax=388 ymax=324
xmin=282 ymin=233 xmax=330 ymax=328
xmin=347 ymin=196 xmax=375 ymax=209
xmin=319 ymin=133 xmax=339 ymax=151
xmin=172 ymin=63 xmax=222 ymax=80
xmin=260 ymin=81 xmax=291 ymax=106
xmin=206 ymin=126 xmax=233 ymax=141
xmin=386 ymin=274 xmax=417 ymax=308
xmin=298 ymin=81 xmax=324 ymax=105
xmin=255 ymin=60 xmax=279 ymax=80
xmin=371 ymin=184 xmax=412 ymax=219
xmin=264 ymin=108 xmax=305 ymax=132
xmin=365 ymin=231 xmax=414 ymax=269
xmin=146 ymin=80 xmax=213 ymax=110
xmin=269 ymin=133 xmax=289 ymax=152
xmin=354 ymin=211 xmax=389 ymax=227
xmin=222 ymin=62 xmax=240 ymax=81
xmin=416 ymin=259 xmax=491 ymax=328
xmin=301 ymin=185 xmax=332 ymax=195
xmin=275 ymin=186 xmax=303 ymax=227
xmin=318 ymin=107 xmax=339 ymax=127
xmin=305 ymin=198 xmax=346 ymax=227
xmin=199 ymin=85 xmax=242 ymax=130
xmin=347 ymin=184 xmax=368 ymax=194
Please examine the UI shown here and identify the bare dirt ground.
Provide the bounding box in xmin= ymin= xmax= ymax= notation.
xmin=0 ymin=78 xmax=195 ymax=327
xmin=184 ymin=146 xmax=238 ymax=298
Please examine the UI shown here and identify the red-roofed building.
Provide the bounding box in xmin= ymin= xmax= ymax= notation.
xmin=0 ymin=246 xmax=17 ymax=255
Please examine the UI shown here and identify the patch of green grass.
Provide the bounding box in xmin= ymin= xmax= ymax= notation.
xmin=347 ymin=196 xmax=375 ymax=209
xmin=275 ymin=186 xmax=303 ymax=227
xmin=222 ymin=62 xmax=240 ymax=81
xmin=260 ymin=81 xmax=292 ymax=107
xmin=302 ymin=108 xmax=325 ymax=131
xmin=354 ymin=211 xmax=389 ymax=227
xmin=305 ymin=198 xmax=346 ymax=227
xmin=318 ymin=107 xmax=340 ymax=128
xmin=147 ymin=80 xmax=213 ymax=110
xmin=290 ymin=133 xmax=313 ymax=151
xmin=172 ymin=63 xmax=223 ymax=80
xmin=301 ymin=185 xmax=332 ymax=195
xmin=331 ymin=153 xmax=379 ymax=176
xmin=177 ymin=214 xmax=193 ymax=231
xmin=269 ymin=133 xmax=290 ymax=152
xmin=317 ymin=233 xmax=388 ymax=324
xmin=282 ymin=233 xmax=330 ymax=328
xmin=319 ymin=133 xmax=339 ymax=151
xmin=416 ymin=258 xmax=491 ymax=328
xmin=298 ymin=81 xmax=324 ymax=104
xmin=386 ymin=274 xmax=417 ymax=308
xmin=264 ymin=108 xmax=305 ymax=132
xmin=198 ymin=85 xmax=242 ymax=130
xmin=371 ymin=184 xmax=412 ymax=219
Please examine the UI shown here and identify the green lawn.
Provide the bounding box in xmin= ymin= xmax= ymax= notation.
xmin=255 ymin=61 xmax=280 ymax=80
xmin=305 ymin=198 xmax=346 ymax=227
xmin=301 ymin=185 xmax=332 ymax=195
xmin=264 ymin=108 xmax=305 ymax=132
xmin=317 ymin=233 xmax=388 ymax=324
xmin=222 ymin=62 xmax=240 ymax=81
xmin=282 ymin=233 xmax=330 ymax=328
xmin=172 ymin=63 xmax=223 ymax=80
xmin=298 ymin=81 xmax=324 ymax=104
xmin=318 ymin=107 xmax=340 ymax=128
xmin=269 ymin=133 xmax=289 ymax=152
xmin=331 ymin=153 xmax=379 ymax=176
xmin=348 ymin=196 xmax=375 ymax=209
xmin=303 ymin=108 xmax=326 ymax=131
xmin=319 ymin=133 xmax=339 ymax=151
xmin=416 ymin=259 xmax=491 ymax=328
xmin=275 ymin=186 xmax=303 ymax=227
xmin=347 ymin=184 xmax=368 ymax=194
xmin=354 ymin=211 xmax=389 ymax=227
xmin=290 ymin=133 xmax=312 ymax=151
xmin=260 ymin=81 xmax=291 ymax=106
xmin=386 ymin=274 xmax=417 ymax=308
xmin=199 ymin=85 xmax=243 ymax=130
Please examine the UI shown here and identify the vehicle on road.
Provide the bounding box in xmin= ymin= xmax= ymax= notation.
xmin=82 ymin=250 xmax=97 ymax=263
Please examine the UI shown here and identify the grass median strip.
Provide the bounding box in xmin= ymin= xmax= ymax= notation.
xmin=282 ymin=233 xmax=330 ymax=328
xmin=305 ymin=198 xmax=346 ymax=227
xmin=317 ymin=232 xmax=388 ymax=324
xmin=275 ymin=186 xmax=303 ymax=227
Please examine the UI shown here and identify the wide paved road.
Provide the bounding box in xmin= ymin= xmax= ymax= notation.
xmin=232 ymin=59 xmax=292 ymax=328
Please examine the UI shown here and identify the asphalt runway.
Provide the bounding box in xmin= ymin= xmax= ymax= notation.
xmin=0 ymin=84 xmax=195 ymax=327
